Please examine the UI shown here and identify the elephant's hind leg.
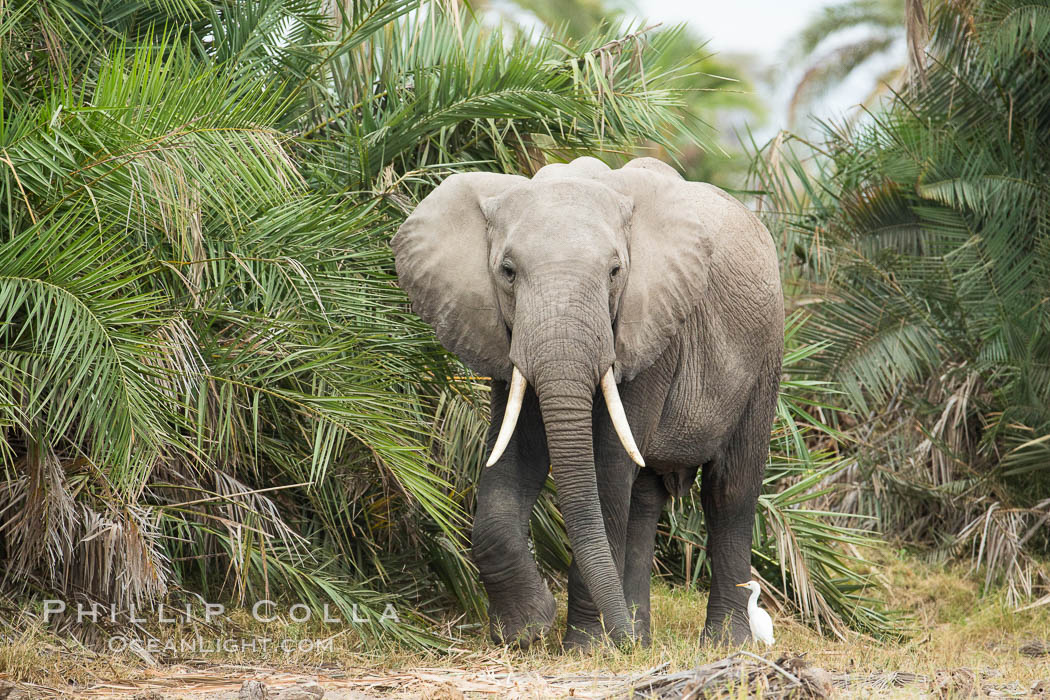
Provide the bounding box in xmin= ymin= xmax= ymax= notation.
xmin=473 ymin=382 xmax=555 ymax=648
xmin=700 ymin=377 xmax=778 ymax=646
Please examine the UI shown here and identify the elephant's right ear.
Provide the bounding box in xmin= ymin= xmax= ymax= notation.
xmin=392 ymin=172 xmax=526 ymax=381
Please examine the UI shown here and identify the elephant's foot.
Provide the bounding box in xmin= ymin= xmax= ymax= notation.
xmin=562 ymin=601 xmax=606 ymax=652
xmin=701 ymin=607 xmax=752 ymax=647
xmin=488 ymin=587 xmax=556 ymax=649
xmin=562 ymin=622 xmax=637 ymax=652
xmin=561 ymin=625 xmax=601 ymax=652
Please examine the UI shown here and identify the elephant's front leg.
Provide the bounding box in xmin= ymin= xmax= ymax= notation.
xmin=473 ymin=381 xmax=554 ymax=648
xmin=622 ymin=467 xmax=673 ymax=644
xmin=562 ymin=404 xmax=636 ymax=650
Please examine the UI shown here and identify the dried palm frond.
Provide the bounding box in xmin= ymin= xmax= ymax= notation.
xmin=954 ymin=500 xmax=1050 ymax=605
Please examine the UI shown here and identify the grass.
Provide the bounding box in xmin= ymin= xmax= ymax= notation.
xmin=1 ymin=549 xmax=1048 ymax=696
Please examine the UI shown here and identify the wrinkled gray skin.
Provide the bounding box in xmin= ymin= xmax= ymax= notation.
xmin=392 ymin=157 xmax=783 ymax=649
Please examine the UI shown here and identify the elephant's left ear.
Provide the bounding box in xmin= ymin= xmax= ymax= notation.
xmin=600 ymin=158 xmax=745 ymax=381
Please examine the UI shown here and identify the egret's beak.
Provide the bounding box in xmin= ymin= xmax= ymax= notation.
xmin=736 ymin=583 xmax=750 ymax=587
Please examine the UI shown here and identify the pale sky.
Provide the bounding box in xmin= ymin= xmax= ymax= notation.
xmin=630 ymin=0 xmax=834 ymax=58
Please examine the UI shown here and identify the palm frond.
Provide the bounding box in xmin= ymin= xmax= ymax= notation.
xmin=0 ymin=0 xmax=719 ymax=650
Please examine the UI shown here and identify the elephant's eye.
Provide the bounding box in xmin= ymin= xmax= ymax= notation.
xmin=500 ymin=261 xmax=516 ymax=282
xmin=610 ymin=264 xmax=621 ymax=279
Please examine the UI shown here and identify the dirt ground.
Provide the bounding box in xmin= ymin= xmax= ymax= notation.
xmin=2 ymin=556 xmax=1048 ymax=698
xmin=7 ymin=651 xmax=1048 ymax=699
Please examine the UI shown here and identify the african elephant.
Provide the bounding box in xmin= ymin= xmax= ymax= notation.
xmin=392 ymin=156 xmax=783 ymax=649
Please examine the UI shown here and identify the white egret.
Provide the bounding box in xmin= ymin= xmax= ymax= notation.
xmin=736 ymin=580 xmax=775 ymax=647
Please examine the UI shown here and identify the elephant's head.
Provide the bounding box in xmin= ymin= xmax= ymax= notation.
xmin=392 ymin=157 xmax=712 ymax=639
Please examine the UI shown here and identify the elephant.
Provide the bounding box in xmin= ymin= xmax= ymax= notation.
xmin=391 ymin=156 xmax=784 ymax=649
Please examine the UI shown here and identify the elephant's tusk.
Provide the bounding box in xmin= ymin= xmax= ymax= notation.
xmin=600 ymin=368 xmax=646 ymax=467
xmin=485 ymin=366 xmax=527 ymax=467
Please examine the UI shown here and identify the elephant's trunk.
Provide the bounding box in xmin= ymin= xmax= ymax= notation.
xmin=535 ymin=373 xmax=632 ymax=641
xmin=508 ymin=288 xmax=633 ymax=643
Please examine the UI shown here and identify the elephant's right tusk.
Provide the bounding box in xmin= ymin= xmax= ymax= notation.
xmin=600 ymin=368 xmax=646 ymax=467
xmin=485 ymin=366 xmax=527 ymax=467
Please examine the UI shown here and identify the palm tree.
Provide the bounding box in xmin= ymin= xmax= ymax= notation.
xmin=485 ymin=0 xmax=768 ymax=186
xmin=0 ymin=0 xmax=891 ymax=649
xmin=752 ymin=0 xmax=1050 ymax=602
xmin=0 ymin=0 xmax=699 ymax=646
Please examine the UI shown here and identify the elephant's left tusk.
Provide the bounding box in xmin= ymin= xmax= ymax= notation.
xmin=485 ymin=366 xmax=527 ymax=467
xmin=600 ymin=368 xmax=646 ymax=467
